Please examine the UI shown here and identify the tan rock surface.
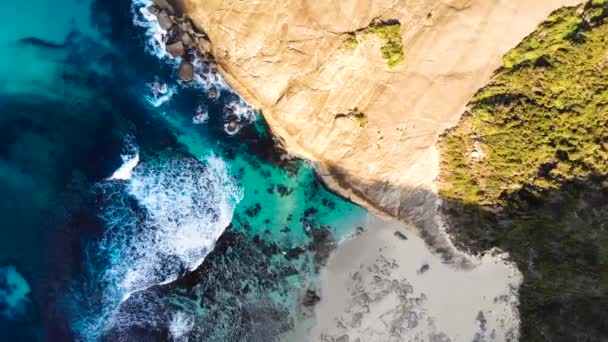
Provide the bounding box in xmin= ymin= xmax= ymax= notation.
xmin=182 ymin=0 xmax=583 ymax=222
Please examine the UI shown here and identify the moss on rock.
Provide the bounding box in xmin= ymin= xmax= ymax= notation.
xmin=368 ymin=20 xmax=405 ymax=68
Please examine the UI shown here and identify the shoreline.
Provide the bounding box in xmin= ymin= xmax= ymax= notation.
xmin=284 ymin=214 xmax=522 ymax=342
xmin=147 ymin=1 xmax=577 ymax=340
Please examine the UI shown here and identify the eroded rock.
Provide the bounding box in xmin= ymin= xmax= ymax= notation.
xmin=178 ymin=60 xmax=194 ymax=81
xmin=166 ymin=41 xmax=185 ymax=57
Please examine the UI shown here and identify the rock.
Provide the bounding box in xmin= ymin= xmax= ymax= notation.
xmin=166 ymin=41 xmax=185 ymax=57
xmin=418 ymin=263 xmax=430 ymax=275
xmin=180 ymin=20 xmax=194 ymax=34
xmin=207 ymin=86 xmax=219 ymax=100
xmin=302 ymin=289 xmax=321 ymax=307
xmin=310 ymin=228 xmax=335 ymax=267
xmin=148 ymin=5 xmax=160 ymax=15
xmin=156 ymin=10 xmax=173 ymax=30
xmin=336 ymin=335 xmax=350 ymax=342
xmin=226 ymin=120 xmax=238 ymax=132
xmin=181 ymin=32 xmax=194 ymax=47
xmin=151 ymin=0 xmax=175 ymax=14
xmin=180 ymin=0 xmax=581 ymax=230
xmin=394 ymin=231 xmax=408 ymax=240
xmin=197 ymin=37 xmax=212 ymax=54
xmin=178 ymin=60 xmax=194 ymax=81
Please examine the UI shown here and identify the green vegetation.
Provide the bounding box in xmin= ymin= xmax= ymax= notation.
xmin=368 ymin=20 xmax=404 ymax=68
xmin=439 ymin=2 xmax=608 ymax=340
xmin=343 ymin=33 xmax=358 ymax=50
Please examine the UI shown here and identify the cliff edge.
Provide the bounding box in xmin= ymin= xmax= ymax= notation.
xmin=180 ymin=0 xmax=582 ymax=223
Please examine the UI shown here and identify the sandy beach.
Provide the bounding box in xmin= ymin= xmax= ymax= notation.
xmin=302 ymin=214 xmax=522 ymax=342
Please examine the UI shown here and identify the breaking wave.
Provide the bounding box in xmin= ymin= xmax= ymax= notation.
xmin=72 ymin=141 xmax=242 ymax=340
xmin=108 ymin=136 xmax=140 ymax=180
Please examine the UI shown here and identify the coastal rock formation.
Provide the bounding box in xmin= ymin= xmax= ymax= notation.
xmin=181 ymin=0 xmax=583 ymax=224
xmin=438 ymin=3 xmax=608 ymax=340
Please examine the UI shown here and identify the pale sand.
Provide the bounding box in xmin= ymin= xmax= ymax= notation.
xmin=297 ymin=214 xmax=522 ymax=342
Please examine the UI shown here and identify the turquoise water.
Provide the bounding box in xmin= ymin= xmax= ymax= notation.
xmin=0 ymin=0 xmax=365 ymax=340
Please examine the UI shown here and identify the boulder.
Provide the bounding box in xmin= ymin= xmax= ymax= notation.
xmin=178 ymin=60 xmax=194 ymax=81
xmin=156 ymin=10 xmax=173 ymax=30
xmin=197 ymin=37 xmax=212 ymax=54
xmin=181 ymin=32 xmax=194 ymax=47
xmin=151 ymin=0 xmax=175 ymax=14
xmin=302 ymin=289 xmax=321 ymax=307
xmin=180 ymin=20 xmax=194 ymax=34
xmin=394 ymin=231 xmax=408 ymax=240
xmin=166 ymin=41 xmax=185 ymax=57
xmin=207 ymin=86 xmax=219 ymax=100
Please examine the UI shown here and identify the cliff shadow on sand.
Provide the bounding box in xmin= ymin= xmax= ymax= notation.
xmin=320 ymin=163 xmax=608 ymax=341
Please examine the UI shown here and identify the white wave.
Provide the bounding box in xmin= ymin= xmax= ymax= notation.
xmin=145 ymin=78 xmax=177 ymax=107
xmin=108 ymin=139 xmax=140 ymax=180
xmin=0 ymin=265 xmax=30 ymax=319
xmin=131 ymin=0 xmax=171 ymax=59
xmin=75 ymin=150 xmax=242 ymax=341
xmin=192 ymin=103 xmax=209 ymax=125
xmin=169 ymin=311 xmax=194 ymax=341
xmin=130 ymin=0 xmax=258 ymax=134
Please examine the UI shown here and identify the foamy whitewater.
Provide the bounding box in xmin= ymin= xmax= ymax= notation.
xmin=72 ymin=138 xmax=242 ymax=340
xmin=132 ymin=0 xmax=256 ymax=131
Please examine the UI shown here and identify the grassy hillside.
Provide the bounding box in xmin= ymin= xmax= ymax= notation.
xmin=438 ymin=2 xmax=608 ymax=340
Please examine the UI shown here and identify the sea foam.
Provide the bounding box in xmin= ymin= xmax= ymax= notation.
xmin=73 ymin=139 xmax=242 ymax=340
xmin=131 ymin=0 xmax=257 ymax=132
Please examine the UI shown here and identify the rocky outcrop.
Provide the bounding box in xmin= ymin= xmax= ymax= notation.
xmin=180 ymin=0 xmax=583 ymax=229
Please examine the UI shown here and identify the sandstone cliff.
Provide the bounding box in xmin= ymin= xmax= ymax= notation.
xmin=181 ymin=0 xmax=583 ymax=223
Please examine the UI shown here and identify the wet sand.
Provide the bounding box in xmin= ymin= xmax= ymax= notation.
xmin=308 ymin=214 xmax=522 ymax=342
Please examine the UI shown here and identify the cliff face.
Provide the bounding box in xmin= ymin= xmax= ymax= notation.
xmin=181 ymin=0 xmax=583 ymax=221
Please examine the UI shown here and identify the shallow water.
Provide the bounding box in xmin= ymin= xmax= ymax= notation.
xmin=0 ymin=0 xmax=365 ymax=340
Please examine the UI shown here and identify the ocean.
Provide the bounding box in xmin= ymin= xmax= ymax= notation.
xmin=0 ymin=0 xmax=366 ymax=340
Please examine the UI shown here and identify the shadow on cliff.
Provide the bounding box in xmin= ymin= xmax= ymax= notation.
xmin=320 ymin=163 xmax=608 ymax=342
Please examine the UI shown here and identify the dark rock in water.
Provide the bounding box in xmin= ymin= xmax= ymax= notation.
xmin=309 ymin=227 xmax=335 ymax=267
xmin=151 ymin=0 xmax=175 ymax=14
xmin=303 ymin=207 xmax=318 ymax=218
xmin=178 ymin=60 xmax=194 ymax=81
xmin=156 ymin=10 xmax=173 ymax=30
xmin=277 ymin=184 xmax=293 ymax=197
xmin=394 ymin=231 xmax=408 ymax=240
xmin=418 ymin=263 xmax=430 ymax=275
xmin=244 ymin=203 xmax=262 ymax=217
xmin=18 ymin=37 xmax=65 ymax=49
xmin=207 ymin=86 xmax=219 ymax=99
xmin=302 ymin=289 xmax=321 ymax=307
xmin=226 ymin=120 xmax=238 ymax=133
xmin=165 ymin=41 xmax=184 ymax=57
xmin=284 ymin=247 xmax=305 ymax=260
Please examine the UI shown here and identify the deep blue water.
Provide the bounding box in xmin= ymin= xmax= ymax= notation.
xmin=0 ymin=1 xmax=365 ymax=340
